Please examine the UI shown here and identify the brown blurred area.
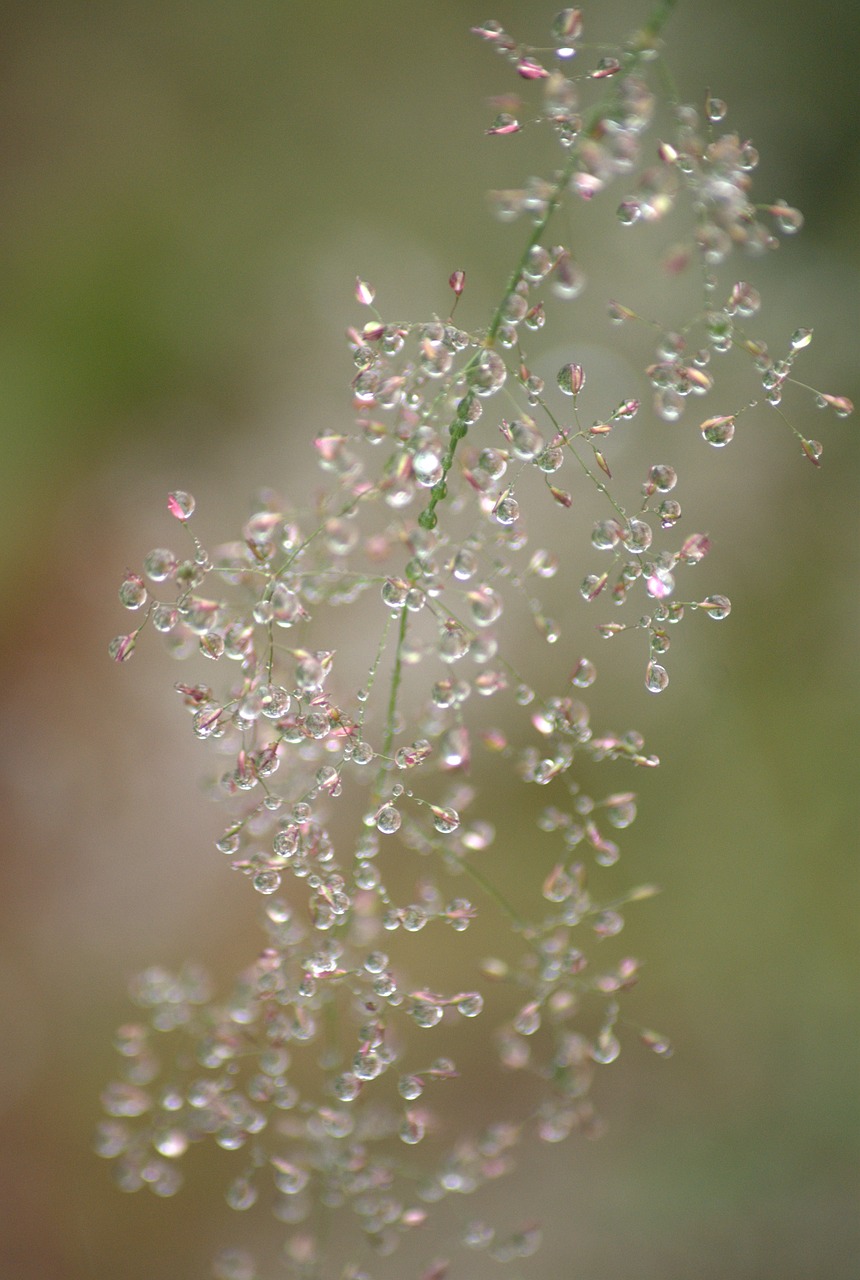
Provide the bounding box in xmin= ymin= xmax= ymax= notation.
xmin=0 ymin=1 xmax=858 ymax=1277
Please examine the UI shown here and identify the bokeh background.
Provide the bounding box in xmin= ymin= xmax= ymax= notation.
xmin=1 ymin=1 xmax=858 ymax=1277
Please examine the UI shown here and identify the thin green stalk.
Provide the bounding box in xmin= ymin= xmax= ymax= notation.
xmin=377 ymin=605 xmax=409 ymax=785
xmin=442 ymin=847 xmax=532 ymax=938
xmin=417 ymin=0 xmax=679 ymax=533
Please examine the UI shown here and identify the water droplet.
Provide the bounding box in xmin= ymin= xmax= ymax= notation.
xmin=625 ymin=519 xmax=653 ymax=553
xmin=801 ymin=438 xmax=823 ymax=465
xmin=333 ymin=1072 xmax=361 ymax=1102
xmin=395 ymin=738 xmax=432 ymax=769
xmin=513 ymin=1003 xmax=541 ymax=1036
xmin=381 ymin=577 xmax=409 ymax=610
xmin=593 ymin=909 xmax=624 ymax=937
xmin=199 ymin=633 xmax=224 ymax=661
xmin=700 ymin=414 xmax=735 ymax=446
xmin=494 ymin=494 xmax=519 ymax=525
xmin=353 ymin=1049 xmax=383 ymax=1081
xmin=115 ymin=573 xmax=145 ymax=611
xmin=400 ymin=1112 xmax=426 ymax=1144
xmin=818 ymin=393 xmax=854 ymax=417
xmin=570 ymin=658 xmax=596 ymax=688
xmin=272 ymin=1158 xmax=309 ymax=1195
xmin=258 ymin=684 xmax=290 ymax=719
xmin=152 ymin=1128 xmax=188 ymax=1158
xmin=376 ymin=805 xmax=401 ymax=835
xmin=167 ymin=490 xmax=195 ymax=521
xmin=457 ymin=993 xmax=483 ymax=1017
xmin=640 ymin=1028 xmax=674 ymax=1057
xmin=152 ymin=605 xmax=178 ymax=633
xmin=398 ymin=1074 xmax=424 ymax=1100
xmin=265 ymin=898 xmax=291 ymax=924
xmin=770 ymin=200 xmax=803 ymax=234
xmin=728 ymin=281 xmax=760 ymax=317
xmin=701 ymin=593 xmax=731 ymax=620
xmin=509 ymin=418 xmax=544 ymax=460
xmin=470 ymin=349 xmax=507 ymax=396
xmin=411 ymin=1000 xmax=444 ymax=1028
xmin=705 ymin=94 xmax=727 ymax=122
xmin=213 ymin=1247 xmax=256 ymax=1280
xmin=645 ymin=661 xmax=669 ymax=693
xmin=351 ymin=741 xmax=374 ymax=766
xmin=468 ymin=586 xmax=502 ymax=627
xmin=654 ymin=387 xmax=684 ymax=421
xmin=551 ymin=250 xmax=586 ymax=299
xmin=108 ymin=634 xmax=136 ymax=662
xmin=557 ymin=362 xmax=585 ymax=396
xmin=402 ymin=906 xmax=427 ymax=932
xmin=101 ymin=1082 xmax=151 ymax=1116
xmin=462 ymin=1220 xmax=495 ymax=1250
xmin=581 ymin=573 xmax=608 ymax=601
xmin=431 ymin=806 xmax=460 ymax=834
xmin=591 ymin=1030 xmax=620 ymax=1064
xmin=543 ymin=864 xmax=573 ymax=902
xmin=253 ymin=870 xmax=281 ymax=895
xmin=551 ymin=8 xmax=583 ymax=43
xmin=657 ymin=499 xmax=682 ymax=529
xmin=604 ymin=793 xmax=636 ymax=828
xmin=226 ymin=1174 xmax=258 ymax=1211
xmin=646 ymin=569 xmax=674 ymax=599
xmin=591 ymin=518 xmax=623 ymax=550
xmin=413 ymin=449 xmax=444 ymax=486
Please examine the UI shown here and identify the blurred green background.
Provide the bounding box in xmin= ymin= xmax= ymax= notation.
xmin=0 ymin=1 xmax=857 ymax=1277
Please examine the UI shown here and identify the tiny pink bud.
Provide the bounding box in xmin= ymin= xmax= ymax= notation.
xmin=584 ymin=572 xmax=608 ymax=601
xmin=820 ymin=393 xmax=854 ymax=416
xmin=448 ymin=269 xmax=465 ymax=296
xmin=355 ymin=277 xmax=375 ymax=306
xmin=662 ymin=244 xmax=692 ymax=274
xmin=517 ymin=57 xmax=548 ymax=80
xmin=615 ymin=400 xmax=640 ymax=419
xmin=800 ymin=438 xmax=823 ymax=466
xmin=591 ymin=57 xmax=621 ymax=79
xmin=486 ymin=113 xmax=522 ymax=136
xmin=680 ymin=533 xmax=712 ymax=562
xmin=470 ymin=22 xmax=504 ymax=40
xmin=420 ymin=1262 xmax=449 ymax=1280
xmin=525 ymin=301 xmax=545 ymax=326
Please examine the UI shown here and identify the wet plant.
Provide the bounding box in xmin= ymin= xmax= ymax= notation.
xmin=98 ymin=5 xmax=851 ymax=1278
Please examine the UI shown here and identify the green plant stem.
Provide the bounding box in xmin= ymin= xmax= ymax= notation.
xmin=417 ymin=0 xmax=679 ymax=533
xmin=442 ymin=847 xmax=532 ymax=937
xmin=377 ymin=605 xmax=409 ymax=784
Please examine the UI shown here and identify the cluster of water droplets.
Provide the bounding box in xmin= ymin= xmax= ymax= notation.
xmin=99 ymin=8 xmax=853 ymax=1279
xmin=606 ymin=93 xmax=853 ymax=453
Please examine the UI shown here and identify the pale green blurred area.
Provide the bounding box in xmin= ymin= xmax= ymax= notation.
xmin=0 ymin=1 xmax=858 ymax=1277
